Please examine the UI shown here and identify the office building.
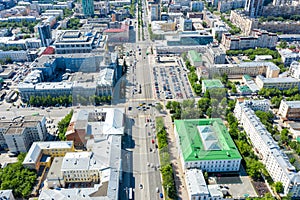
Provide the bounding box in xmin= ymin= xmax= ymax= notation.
xmin=255 ymin=75 xmax=300 ymax=90
xmin=174 ymin=118 xmax=242 ymax=171
xmin=234 ymin=100 xmax=300 ymax=196
xmin=244 ymin=0 xmax=265 ymax=17
xmin=0 ymin=116 xmax=47 ymax=153
xmin=22 ymin=141 xmax=74 ymax=170
xmin=185 ymin=169 xmax=210 ymax=200
xmin=166 ymin=31 xmax=213 ymax=46
xmin=54 ymin=30 xmax=106 ymax=54
xmin=37 ymin=22 xmax=52 ymax=47
xmin=278 ymin=100 xmax=300 ymax=121
xmin=190 ymin=1 xmax=204 ymax=12
xmin=82 ymin=0 xmax=94 ymax=17
xmin=202 ymin=79 xmax=224 ymax=93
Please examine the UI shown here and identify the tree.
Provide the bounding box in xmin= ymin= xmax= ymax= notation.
xmin=274 ymin=182 xmax=284 ymax=193
xmin=58 ymin=110 xmax=73 ymax=140
xmin=278 ymin=41 xmax=287 ymax=50
xmin=0 ymin=153 xmax=37 ymax=198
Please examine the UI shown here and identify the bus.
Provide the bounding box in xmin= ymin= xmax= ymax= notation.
xmin=128 ymin=188 xmax=133 ymax=200
xmin=32 ymin=113 xmax=39 ymax=116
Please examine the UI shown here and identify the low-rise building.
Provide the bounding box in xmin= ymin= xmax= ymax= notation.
xmin=234 ymin=100 xmax=300 ymax=196
xmin=40 ymin=133 xmax=122 ymax=199
xmin=188 ymin=50 xmax=202 ymax=67
xmin=22 ymin=141 xmax=74 ymax=170
xmin=202 ymin=79 xmax=224 ymax=93
xmin=278 ymin=100 xmax=300 ymax=121
xmin=255 ymin=75 xmax=300 ymax=90
xmin=65 ymin=108 xmax=124 ymax=148
xmin=185 ymin=169 xmax=210 ymax=200
xmin=209 ymin=61 xmax=280 ymax=78
xmin=174 ymin=118 xmax=242 ymax=171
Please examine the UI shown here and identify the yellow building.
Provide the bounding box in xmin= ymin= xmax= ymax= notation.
xmin=22 ymin=141 xmax=74 ymax=170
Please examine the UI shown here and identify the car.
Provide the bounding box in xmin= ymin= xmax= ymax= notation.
xmin=160 ymin=193 xmax=163 ymax=198
xmin=128 ymin=106 xmax=132 ymax=111
xmin=139 ymin=184 xmax=143 ymax=189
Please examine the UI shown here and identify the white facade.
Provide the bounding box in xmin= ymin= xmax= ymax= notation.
xmin=278 ymin=100 xmax=300 ymax=120
xmin=289 ymin=61 xmax=300 ymax=79
xmin=234 ymin=100 xmax=300 ymax=196
xmin=185 ymin=169 xmax=210 ymax=200
xmin=0 ymin=50 xmax=28 ymax=62
xmin=0 ymin=116 xmax=47 ymax=153
xmin=184 ymin=159 xmax=241 ymax=172
xmin=255 ymin=75 xmax=300 ymax=90
xmin=61 ymin=152 xmax=100 ymax=183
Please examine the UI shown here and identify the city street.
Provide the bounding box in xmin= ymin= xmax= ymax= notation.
xmin=119 ymin=1 xmax=163 ymax=199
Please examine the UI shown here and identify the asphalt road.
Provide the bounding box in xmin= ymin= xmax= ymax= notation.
xmin=119 ymin=1 xmax=163 ymax=199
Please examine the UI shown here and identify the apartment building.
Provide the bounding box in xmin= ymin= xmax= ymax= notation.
xmin=279 ymin=49 xmax=300 ymax=66
xmin=278 ymin=100 xmax=300 ymax=121
xmin=234 ymin=100 xmax=300 ymax=196
xmin=217 ymin=0 xmax=246 ymax=12
xmin=221 ymin=29 xmax=277 ymax=50
xmin=255 ymin=75 xmax=300 ymax=90
xmin=174 ymin=118 xmax=242 ymax=172
xmin=22 ymin=141 xmax=74 ymax=170
xmin=0 ymin=115 xmax=47 ymax=153
xmin=289 ymin=61 xmax=300 ymax=79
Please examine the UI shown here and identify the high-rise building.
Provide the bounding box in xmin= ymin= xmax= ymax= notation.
xmin=82 ymin=0 xmax=94 ymax=17
xmin=244 ymin=0 xmax=264 ymax=17
xmin=37 ymin=22 xmax=52 ymax=47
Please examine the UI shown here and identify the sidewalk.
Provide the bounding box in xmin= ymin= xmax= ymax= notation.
xmin=163 ymin=113 xmax=188 ymax=200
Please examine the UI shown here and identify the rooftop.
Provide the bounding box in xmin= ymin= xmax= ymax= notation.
xmin=174 ymin=118 xmax=242 ymax=161
xmin=282 ymin=100 xmax=300 ymax=108
xmin=202 ymin=79 xmax=224 ymax=89
xmin=185 ymin=169 xmax=209 ymax=196
xmin=257 ymin=75 xmax=299 ymax=83
xmin=23 ymin=141 xmax=74 ymax=165
xmin=188 ymin=50 xmax=202 ymax=62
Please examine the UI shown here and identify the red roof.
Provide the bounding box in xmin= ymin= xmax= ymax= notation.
xmin=41 ymin=47 xmax=55 ymax=55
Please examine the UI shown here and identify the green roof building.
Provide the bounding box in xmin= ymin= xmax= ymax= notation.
xmin=188 ymin=50 xmax=202 ymax=67
xmin=201 ymin=79 xmax=224 ymax=93
xmin=174 ymin=118 xmax=242 ymax=172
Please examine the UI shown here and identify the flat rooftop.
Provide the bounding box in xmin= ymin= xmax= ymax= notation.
xmin=202 ymin=79 xmax=224 ymax=89
xmin=174 ymin=118 xmax=242 ymax=162
xmin=283 ymin=100 xmax=300 ymax=108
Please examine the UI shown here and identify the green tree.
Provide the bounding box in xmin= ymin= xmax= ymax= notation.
xmin=274 ymin=182 xmax=284 ymax=193
xmin=58 ymin=110 xmax=73 ymax=140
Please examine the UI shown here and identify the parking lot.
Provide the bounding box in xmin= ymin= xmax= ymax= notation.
xmin=152 ymin=63 xmax=193 ymax=100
